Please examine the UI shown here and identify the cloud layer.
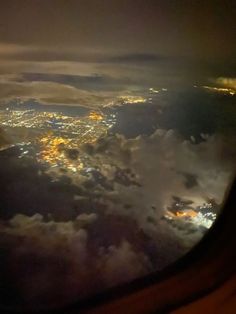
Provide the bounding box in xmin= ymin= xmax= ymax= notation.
xmin=0 ymin=125 xmax=235 ymax=309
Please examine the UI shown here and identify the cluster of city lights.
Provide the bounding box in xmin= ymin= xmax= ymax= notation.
xmin=37 ymin=133 xmax=84 ymax=172
xmin=119 ymin=96 xmax=147 ymax=104
xmin=88 ymin=111 xmax=104 ymax=121
xmin=0 ymin=108 xmax=116 ymax=175
xmin=164 ymin=202 xmax=217 ymax=229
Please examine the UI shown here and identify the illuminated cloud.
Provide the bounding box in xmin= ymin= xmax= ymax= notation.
xmin=0 ymin=213 xmax=151 ymax=307
xmin=0 ymin=79 xmax=119 ymax=108
xmin=100 ymin=240 xmax=150 ymax=287
xmin=215 ymin=77 xmax=236 ymax=90
xmin=78 ymin=129 xmax=235 ymax=241
xmin=0 ymin=125 xmax=235 ymax=308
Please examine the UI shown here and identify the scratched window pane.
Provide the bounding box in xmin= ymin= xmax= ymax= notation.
xmin=0 ymin=1 xmax=235 ymax=310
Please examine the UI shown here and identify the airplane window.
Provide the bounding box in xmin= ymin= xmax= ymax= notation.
xmin=0 ymin=1 xmax=235 ymax=312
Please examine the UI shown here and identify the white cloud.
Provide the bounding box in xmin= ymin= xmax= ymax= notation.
xmin=0 ymin=213 xmax=152 ymax=307
xmin=100 ymin=240 xmax=151 ymax=287
xmin=0 ymin=127 xmax=235 ymax=307
xmin=80 ymin=129 xmax=235 ymax=240
xmin=0 ymin=79 xmax=118 ymax=108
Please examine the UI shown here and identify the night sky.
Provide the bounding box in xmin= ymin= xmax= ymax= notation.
xmin=0 ymin=0 xmax=235 ymax=107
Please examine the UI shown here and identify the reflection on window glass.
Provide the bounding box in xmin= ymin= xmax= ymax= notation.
xmin=0 ymin=1 xmax=235 ymax=311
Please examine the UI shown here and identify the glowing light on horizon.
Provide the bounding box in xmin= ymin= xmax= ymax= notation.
xmin=149 ymin=88 xmax=159 ymax=93
xmin=119 ymin=96 xmax=147 ymax=104
xmin=215 ymin=77 xmax=236 ymax=90
xmin=202 ymin=85 xmax=235 ymax=95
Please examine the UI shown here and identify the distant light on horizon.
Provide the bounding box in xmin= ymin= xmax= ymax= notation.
xmin=202 ymin=85 xmax=235 ymax=95
xmin=119 ymin=95 xmax=147 ymax=104
xmin=149 ymin=87 xmax=160 ymax=94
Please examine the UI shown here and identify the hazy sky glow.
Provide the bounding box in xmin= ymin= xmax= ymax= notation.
xmin=0 ymin=0 xmax=235 ymax=107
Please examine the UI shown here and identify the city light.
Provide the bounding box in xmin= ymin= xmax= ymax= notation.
xmin=164 ymin=201 xmax=217 ymax=229
xmin=0 ymin=108 xmax=116 ymax=176
xmin=149 ymin=88 xmax=160 ymax=93
xmin=175 ymin=210 xmax=198 ymax=218
xmin=89 ymin=111 xmax=104 ymax=121
xmin=119 ymin=96 xmax=147 ymax=104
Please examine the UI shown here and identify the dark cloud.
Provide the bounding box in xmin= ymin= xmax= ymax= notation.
xmin=0 ymin=213 xmax=154 ymax=308
xmin=180 ymin=172 xmax=198 ymax=189
xmin=157 ymin=89 xmax=236 ymax=141
xmin=0 ymin=128 xmax=11 ymax=148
